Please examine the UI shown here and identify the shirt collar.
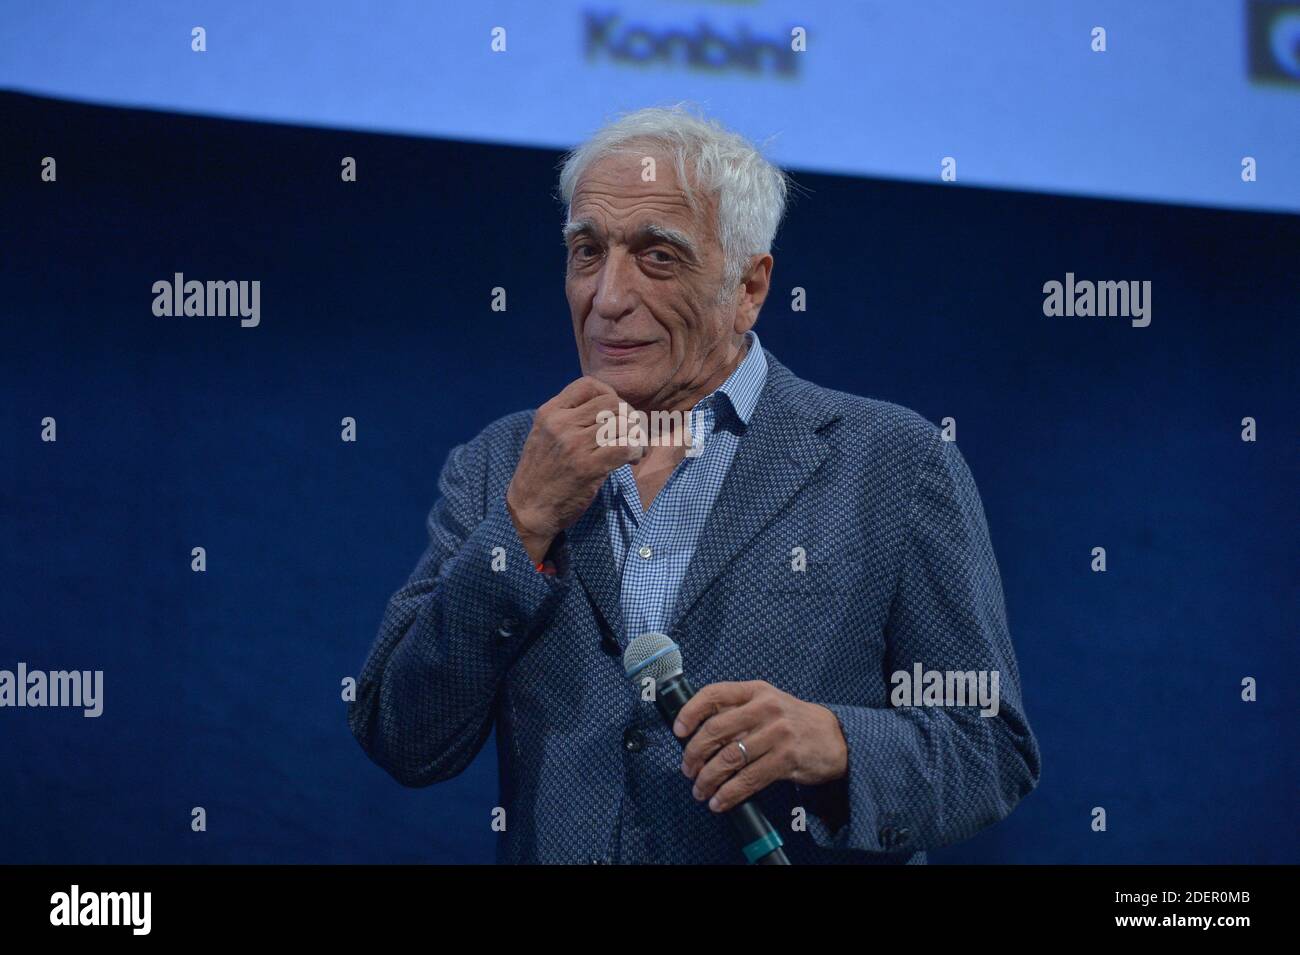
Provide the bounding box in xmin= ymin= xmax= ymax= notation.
xmin=697 ymin=330 xmax=767 ymax=428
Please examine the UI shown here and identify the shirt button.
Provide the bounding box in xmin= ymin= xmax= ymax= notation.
xmin=637 ymin=545 xmax=653 ymax=560
xmin=623 ymin=727 xmax=646 ymax=753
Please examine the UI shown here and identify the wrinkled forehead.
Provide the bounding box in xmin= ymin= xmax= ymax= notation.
xmin=569 ymin=147 xmax=718 ymax=243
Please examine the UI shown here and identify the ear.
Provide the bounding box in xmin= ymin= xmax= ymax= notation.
xmin=732 ymin=253 xmax=773 ymax=334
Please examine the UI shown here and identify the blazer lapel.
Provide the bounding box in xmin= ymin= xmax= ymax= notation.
xmin=564 ymin=499 xmax=627 ymax=649
xmin=668 ymin=354 xmax=837 ymax=631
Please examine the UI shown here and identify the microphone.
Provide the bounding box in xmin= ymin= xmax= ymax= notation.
xmin=623 ymin=633 xmax=791 ymax=866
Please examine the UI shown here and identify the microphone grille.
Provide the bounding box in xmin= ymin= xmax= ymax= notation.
xmin=623 ymin=632 xmax=683 ymax=685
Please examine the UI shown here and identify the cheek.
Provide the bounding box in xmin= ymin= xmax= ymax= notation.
xmin=659 ymin=297 xmax=704 ymax=339
xmin=666 ymin=307 xmax=719 ymax=358
xmin=564 ymin=275 xmax=582 ymax=309
xmin=566 ymin=281 xmax=591 ymax=327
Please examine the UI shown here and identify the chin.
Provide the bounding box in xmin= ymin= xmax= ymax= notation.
xmin=590 ymin=364 xmax=653 ymax=400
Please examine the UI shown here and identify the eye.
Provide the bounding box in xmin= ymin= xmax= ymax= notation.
xmin=645 ymin=248 xmax=678 ymax=264
xmin=572 ymin=243 xmax=600 ymax=261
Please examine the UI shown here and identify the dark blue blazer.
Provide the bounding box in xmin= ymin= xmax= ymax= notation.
xmin=349 ymin=349 xmax=1040 ymax=863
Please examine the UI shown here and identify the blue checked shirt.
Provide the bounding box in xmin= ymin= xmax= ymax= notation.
xmin=602 ymin=331 xmax=768 ymax=641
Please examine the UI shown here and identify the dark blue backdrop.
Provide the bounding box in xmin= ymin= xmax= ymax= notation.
xmin=1 ymin=93 xmax=1295 ymax=864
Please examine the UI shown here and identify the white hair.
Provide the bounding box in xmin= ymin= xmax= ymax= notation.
xmin=557 ymin=104 xmax=790 ymax=294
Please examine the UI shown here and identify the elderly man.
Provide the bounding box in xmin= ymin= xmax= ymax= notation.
xmin=348 ymin=106 xmax=1040 ymax=864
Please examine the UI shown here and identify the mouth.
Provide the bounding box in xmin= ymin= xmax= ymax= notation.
xmin=592 ymin=339 xmax=656 ymax=359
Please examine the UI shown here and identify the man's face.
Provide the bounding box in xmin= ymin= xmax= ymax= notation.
xmin=564 ymin=148 xmax=749 ymax=411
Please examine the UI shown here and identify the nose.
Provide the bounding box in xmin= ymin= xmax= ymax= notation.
xmin=591 ymin=248 xmax=637 ymax=322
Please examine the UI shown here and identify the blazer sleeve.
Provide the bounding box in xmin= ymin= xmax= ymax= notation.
xmin=347 ymin=429 xmax=572 ymax=787
xmin=798 ymin=430 xmax=1041 ymax=854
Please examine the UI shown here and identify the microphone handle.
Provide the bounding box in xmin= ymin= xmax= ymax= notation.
xmin=655 ymin=673 xmax=791 ymax=865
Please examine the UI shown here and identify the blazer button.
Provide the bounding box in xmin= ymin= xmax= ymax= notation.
xmin=623 ymin=727 xmax=646 ymax=753
xmin=879 ymin=825 xmax=898 ymax=850
xmin=497 ymin=617 xmax=519 ymax=638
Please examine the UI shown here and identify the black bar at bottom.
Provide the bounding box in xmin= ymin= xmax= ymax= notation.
xmin=0 ymin=864 xmax=1283 ymax=940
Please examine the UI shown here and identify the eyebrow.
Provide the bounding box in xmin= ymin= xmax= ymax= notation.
xmin=562 ymin=218 xmax=596 ymax=245
xmin=562 ymin=218 xmax=700 ymax=262
xmin=640 ymin=223 xmax=699 ymax=261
